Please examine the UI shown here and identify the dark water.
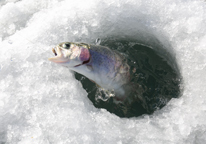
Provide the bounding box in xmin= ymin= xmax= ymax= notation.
xmin=75 ymin=39 xmax=181 ymax=118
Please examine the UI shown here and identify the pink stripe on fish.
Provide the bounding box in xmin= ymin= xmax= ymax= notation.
xmin=80 ymin=48 xmax=90 ymax=61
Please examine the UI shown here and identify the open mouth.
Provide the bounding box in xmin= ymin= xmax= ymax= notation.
xmin=48 ymin=47 xmax=70 ymax=63
xmin=52 ymin=48 xmax=57 ymax=56
xmin=50 ymin=46 xmax=64 ymax=58
xmin=49 ymin=46 xmax=90 ymax=66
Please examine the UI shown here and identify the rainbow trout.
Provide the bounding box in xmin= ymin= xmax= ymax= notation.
xmin=49 ymin=42 xmax=130 ymax=100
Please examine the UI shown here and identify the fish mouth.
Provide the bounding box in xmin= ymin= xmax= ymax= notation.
xmin=48 ymin=45 xmax=90 ymax=66
xmin=48 ymin=47 xmax=70 ymax=63
xmin=52 ymin=47 xmax=57 ymax=56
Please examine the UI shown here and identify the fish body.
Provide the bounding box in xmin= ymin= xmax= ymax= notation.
xmin=49 ymin=42 xmax=130 ymax=99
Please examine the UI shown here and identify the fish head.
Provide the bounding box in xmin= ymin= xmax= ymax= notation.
xmin=48 ymin=42 xmax=90 ymax=67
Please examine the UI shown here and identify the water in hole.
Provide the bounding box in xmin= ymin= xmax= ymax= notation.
xmin=75 ymin=39 xmax=181 ymax=117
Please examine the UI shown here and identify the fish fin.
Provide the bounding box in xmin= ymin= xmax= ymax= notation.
xmin=86 ymin=65 xmax=93 ymax=71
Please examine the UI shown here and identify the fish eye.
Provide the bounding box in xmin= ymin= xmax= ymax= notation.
xmin=62 ymin=43 xmax=71 ymax=49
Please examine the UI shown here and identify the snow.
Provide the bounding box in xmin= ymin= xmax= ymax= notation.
xmin=0 ymin=0 xmax=206 ymax=143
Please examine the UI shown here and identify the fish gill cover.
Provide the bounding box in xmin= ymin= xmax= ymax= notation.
xmin=0 ymin=0 xmax=206 ymax=143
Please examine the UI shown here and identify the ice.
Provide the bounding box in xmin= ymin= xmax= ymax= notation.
xmin=0 ymin=0 xmax=206 ymax=143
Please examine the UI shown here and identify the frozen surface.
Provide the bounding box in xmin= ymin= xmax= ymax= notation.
xmin=0 ymin=0 xmax=206 ymax=143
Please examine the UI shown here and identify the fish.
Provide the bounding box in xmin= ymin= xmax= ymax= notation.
xmin=48 ymin=42 xmax=131 ymax=100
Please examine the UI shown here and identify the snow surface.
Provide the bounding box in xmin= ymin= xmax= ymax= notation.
xmin=0 ymin=0 xmax=206 ymax=143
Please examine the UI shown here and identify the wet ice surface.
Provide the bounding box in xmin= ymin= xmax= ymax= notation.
xmin=0 ymin=0 xmax=206 ymax=143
